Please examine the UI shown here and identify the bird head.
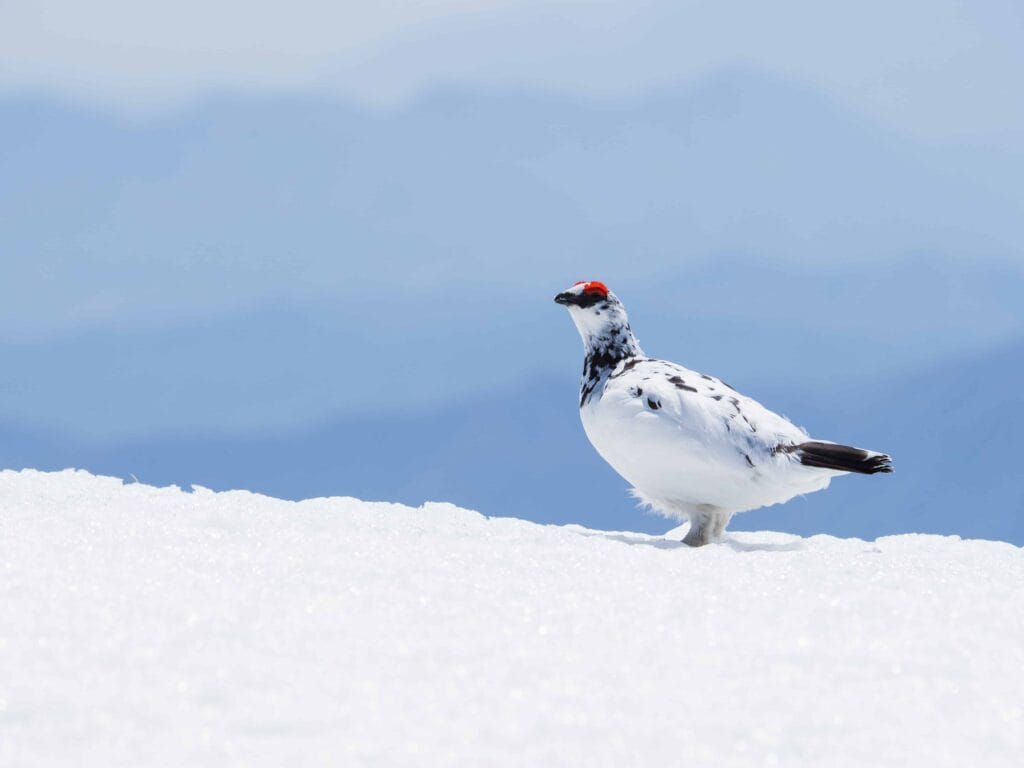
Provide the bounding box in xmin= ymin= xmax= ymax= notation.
xmin=554 ymin=280 xmax=640 ymax=359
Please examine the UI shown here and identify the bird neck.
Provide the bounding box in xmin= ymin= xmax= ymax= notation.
xmin=582 ymin=322 xmax=643 ymax=370
xmin=579 ymin=323 xmax=643 ymax=407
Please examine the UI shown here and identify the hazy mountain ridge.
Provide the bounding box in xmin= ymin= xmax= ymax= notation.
xmin=3 ymin=68 xmax=1023 ymax=339
xmin=1 ymin=254 xmax=1021 ymax=439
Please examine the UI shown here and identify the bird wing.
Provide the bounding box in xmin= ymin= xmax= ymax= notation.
xmin=601 ymin=358 xmax=809 ymax=464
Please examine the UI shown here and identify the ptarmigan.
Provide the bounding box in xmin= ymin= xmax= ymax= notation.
xmin=555 ymin=280 xmax=892 ymax=546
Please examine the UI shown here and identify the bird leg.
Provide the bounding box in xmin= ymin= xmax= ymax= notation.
xmin=681 ymin=506 xmax=731 ymax=547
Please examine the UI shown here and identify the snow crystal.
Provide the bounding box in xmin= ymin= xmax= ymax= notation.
xmin=1 ymin=469 xmax=1021 ymax=766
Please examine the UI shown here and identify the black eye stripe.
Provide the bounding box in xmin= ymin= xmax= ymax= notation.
xmin=565 ymin=292 xmax=607 ymax=308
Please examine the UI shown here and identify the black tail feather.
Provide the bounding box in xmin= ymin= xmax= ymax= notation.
xmin=777 ymin=441 xmax=893 ymax=474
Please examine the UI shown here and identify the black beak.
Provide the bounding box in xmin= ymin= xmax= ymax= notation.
xmin=554 ymin=292 xmax=573 ymax=305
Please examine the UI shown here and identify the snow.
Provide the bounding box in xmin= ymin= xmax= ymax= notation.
xmin=1 ymin=470 xmax=1022 ymax=767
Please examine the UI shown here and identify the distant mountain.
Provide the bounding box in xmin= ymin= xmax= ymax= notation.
xmin=5 ymin=70 xmax=1022 ymax=324
xmin=4 ymin=338 xmax=1021 ymax=544
xmin=2 ymin=70 xmax=1023 ymax=440
xmin=2 ymin=252 xmax=1023 ymax=440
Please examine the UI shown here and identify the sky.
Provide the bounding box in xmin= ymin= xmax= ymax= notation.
xmin=1 ymin=1 xmax=1022 ymax=540
xmin=3 ymin=1 xmax=1024 ymax=143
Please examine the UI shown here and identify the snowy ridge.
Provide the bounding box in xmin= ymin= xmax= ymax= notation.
xmin=1 ymin=469 xmax=1021 ymax=766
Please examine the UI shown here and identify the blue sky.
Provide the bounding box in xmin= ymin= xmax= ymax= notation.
xmin=5 ymin=1 xmax=1024 ymax=143
xmin=2 ymin=2 xmax=1022 ymax=541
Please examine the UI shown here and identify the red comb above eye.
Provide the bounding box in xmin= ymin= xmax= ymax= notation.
xmin=582 ymin=281 xmax=609 ymax=297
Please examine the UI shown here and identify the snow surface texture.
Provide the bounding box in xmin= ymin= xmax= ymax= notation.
xmin=2 ymin=470 xmax=1022 ymax=767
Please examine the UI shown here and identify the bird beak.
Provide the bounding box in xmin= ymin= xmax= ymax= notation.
xmin=554 ymin=292 xmax=572 ymax=305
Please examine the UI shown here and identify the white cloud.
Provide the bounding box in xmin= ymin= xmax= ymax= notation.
xmin=2 ymin=1 xmax=1023 ymax=140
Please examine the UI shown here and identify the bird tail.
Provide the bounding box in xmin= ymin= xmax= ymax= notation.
xmin=777 ymin=441 xmax=893 ymax=474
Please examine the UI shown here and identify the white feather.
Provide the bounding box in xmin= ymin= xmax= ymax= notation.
xmin=580 ymin=357 xmax=832 ymax=518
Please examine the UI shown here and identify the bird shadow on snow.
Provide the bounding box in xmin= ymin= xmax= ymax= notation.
xmin=569 ymin=527 xmax=806 ymax=553
xmin=719 ymin=536 xmax=805 ymax=553
xmin=591 ymin=532 xmax=689 ymax=550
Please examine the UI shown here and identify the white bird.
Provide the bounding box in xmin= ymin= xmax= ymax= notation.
xmin=555 ymin=280 xmax=892 ymax=546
